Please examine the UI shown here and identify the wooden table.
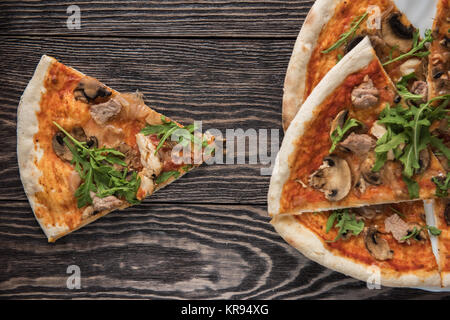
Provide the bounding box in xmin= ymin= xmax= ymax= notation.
xmin=0 ymin=0 xmax=447 ymax=299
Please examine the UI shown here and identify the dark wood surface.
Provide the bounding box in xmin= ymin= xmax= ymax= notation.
xmin=0 ymin=0 xmax=448 ymax=300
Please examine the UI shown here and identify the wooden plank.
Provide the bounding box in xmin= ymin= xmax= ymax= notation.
xmin=0 ymin=36 xmax=289 ymax=204
xmin=0 ymin=0 xmax=313 ymax=37
xmin=0 ymin=201 xmax=443 ymax=299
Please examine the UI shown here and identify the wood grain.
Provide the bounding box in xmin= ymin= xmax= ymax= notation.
xmin=0 ymin=0 xmax=312 ymax=38
xmin=0 ymin=36 xmax=288 ymax=204
xmin=0 ymin=201 xmax=445 ymax=299
xmin=2 ymin=0 xmax=448 ymax=300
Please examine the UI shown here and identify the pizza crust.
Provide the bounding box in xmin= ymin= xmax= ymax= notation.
xmin=17 ymin=55 xmax=69 ymax=241
xmin=271 ymin=213 xmax=441 ymax=288
xmin=282 ymin=0 xmax=340 ymax=131
xmin=269 ymin=37 xmax=375 ymax=217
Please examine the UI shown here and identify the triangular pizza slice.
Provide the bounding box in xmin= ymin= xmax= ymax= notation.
xmin=283 ymin=0 xmax=433 ymax=131
xmin=17 ymin=55 xmax=214 ymax=242
xmin=427 ymin=0 xmax=450 ymax=172
xmin=269 ymin=37 xmax=447 ymax=217
xmin=429 ymin=199 xmax=450 ymax=287
xmin=271 ymin=200 xmax=441 ymax=288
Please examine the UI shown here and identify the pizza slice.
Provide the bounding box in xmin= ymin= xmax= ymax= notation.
xmin=428 ymin=0 xmax=449 ymax=100
xmin=283 ymin=0 xmax=433 ymax=131
xmin=271 ymin=200 xmax=441 ymax=288
xmin=429 ymin=198 xmax=450 ymax=287
xmin=17 ymin=55 xmax=214 ymax=242
xmin=268 ymin=37 xmax=447 ymax=217
xmin=428 ymin=0 xmax=450 ymax=172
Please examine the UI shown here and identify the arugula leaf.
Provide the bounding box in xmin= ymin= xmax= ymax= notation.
xmin=432 ymin=173 xmax=450 ymax=198
xmin=321 ymin=12 xmax=368 ymax=54
xmin=54 ymin=122 xmax=141 ymax=208
xmin=382 ymin=29 xmax=433 ymax=66
xmin=400 ymin=226 xmax=419 ymax=241
xmin=402 ymin=174 xmax=419 ymax=199
xmin=372 ymin=95 xmax=450 ymax=198
xmin=396 ymin=73 xmax=424 ymax=102
xmin=427 ymin=226 xmax=442 ymax=237
xmin=390 ymin=206 xmax=405 ymax=218
xmin=329 ymin=117 xmax=361 ymax=153
xmin=400 ymin=225 xmax=441 ymax=241
xmin=155 ymin=170 xmax=180 ymax=184
xmin=140 ymin=116 xmax=206 ymax=155
xmin=74 ymin=168 xmax=95 ymax=207
xmin=325 ymin=209 xmax=364 ymax=242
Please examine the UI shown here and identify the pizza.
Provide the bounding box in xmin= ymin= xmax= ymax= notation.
xmin=269 ymin=37 xmax=447 ymax=217
xmin=269 ymin=0 xmax=450 ymax=288
xmin=17 ymin=55 xmax=214 ymax=242
xmin=428 ymin=0 xmax=450 ymax=172
xmin=282 ymin=0 xmax=432 ymax=131
xmin=428 ymin=0 xmax=450 ymax=99
xmin=271 ymin=200 xmax=441 ymax=287
xmin=430 ymin=199 xmax=450 ymax=286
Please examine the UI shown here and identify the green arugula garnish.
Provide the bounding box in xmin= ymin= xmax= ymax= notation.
xmin=155 ymin=170 xmax=181 ymax=184
xmin=390 ymin=206 xmax=405 ymax=218
xmin=400 ymin=225 xmax=441 ymax=241
xmin=322 ymin=12 xmax=368 ymax=54
xmin=372 ymin=95 xmax=450 ymax=198
xmin=329 ymin=117 xmax=362 ymax=153
xmin=326 ymin=209 xmax=365 ymax=242
xmin=382 ymin=29 xmax=433 ymax=66
xmin=432 ymin=173 xmax=450 ymax=198
xmin=402 ymin=174 xmax=420 ymax=199
xmin=53 ymin=122 xmax=141 ymax=208
xmin=140 ymin=115 xmax=209 ymax=154
xmin=396 ymin=73 xmax=425 ymax=102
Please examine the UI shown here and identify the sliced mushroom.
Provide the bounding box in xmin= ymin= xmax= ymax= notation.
xmin=74 ymin=77 xmax=112 ymax=103
xmin=345 ymin=35 xmax=365 ymax=54
xmin=71 ymin=126 xmax=87 ymax=142
xmin=361 ymin=152 xmax=382 ymax=185
xmin=416 ymin=148 xmax=430 ymax=174
xmin=52 ymin=131 xmax=73 ymax=161
xmin=86 ymin=136 xmax=98 ymax=149
xmin=382 ymin=12 xmax=414 ymax=52
xmin=407 ymin=223 xmax=428 ymax=241
xmin=52 ymin=127 xmax=96 ymax=161
xmin=308 ymin=156 xmax=352 ymax=201
xmin=355 ymin=205 xmax=385 ymax=220
xmin=364 ymin=227 xmax=394 ymax=261
xmin=330 ymin=110 xmax=349 ymax=138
